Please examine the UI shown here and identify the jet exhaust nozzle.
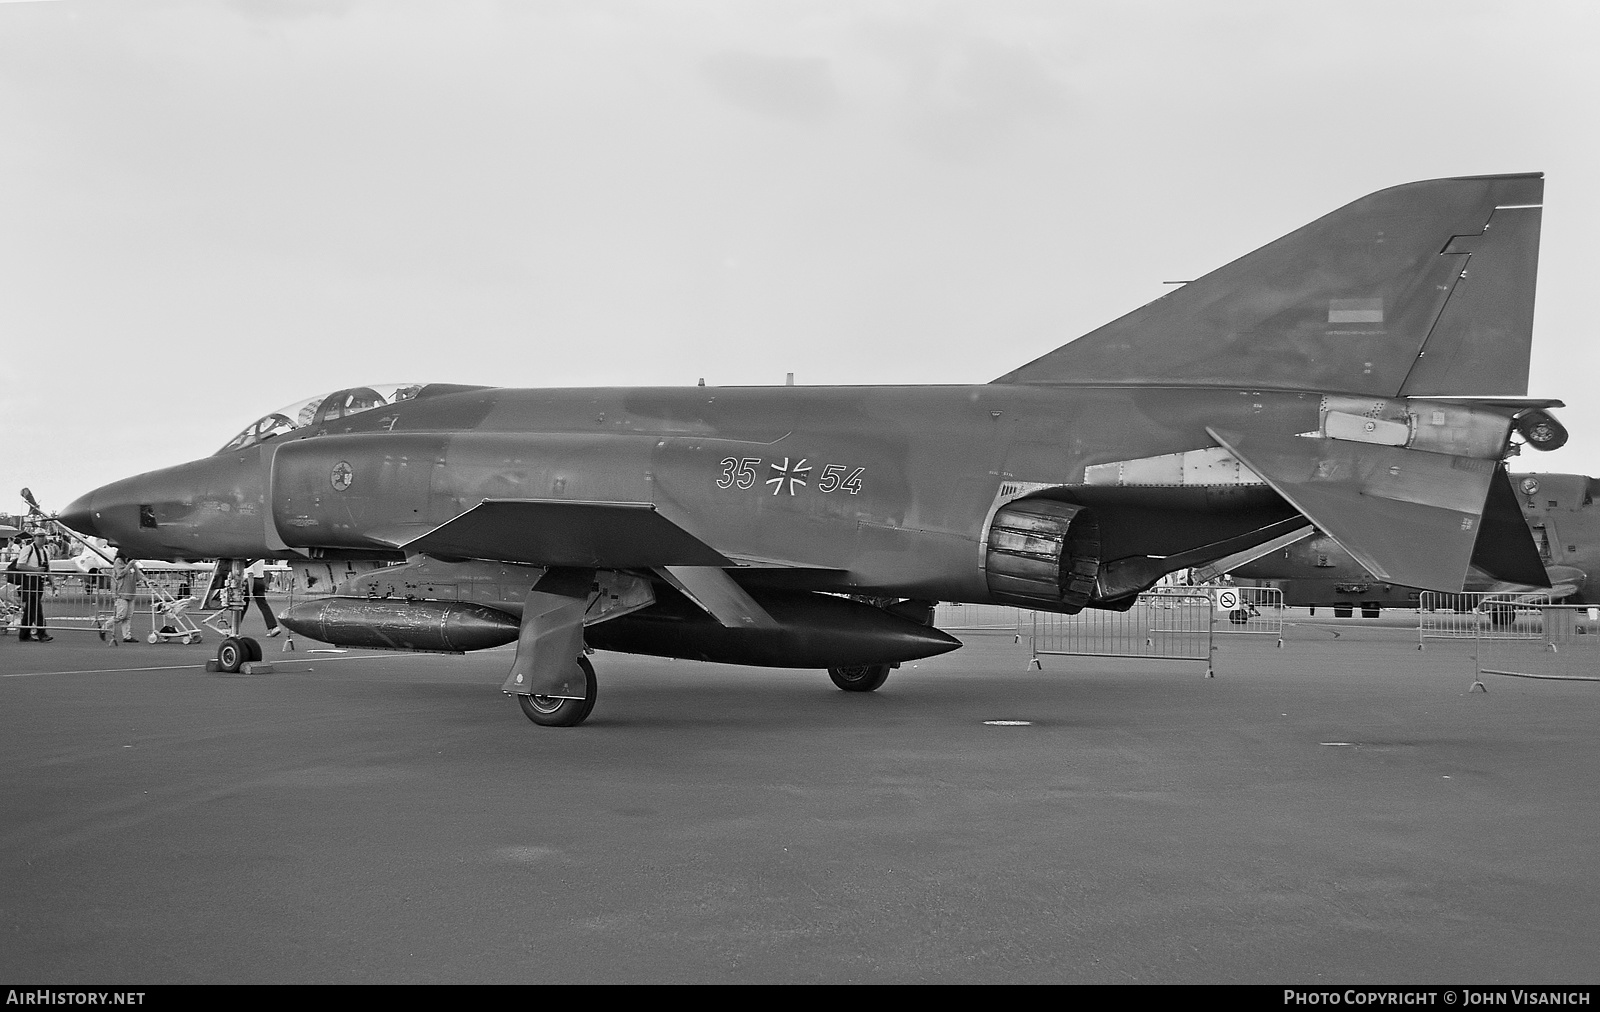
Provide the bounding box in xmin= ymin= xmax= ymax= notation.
xmin=280 ymin=598 xmax=520 ymax=653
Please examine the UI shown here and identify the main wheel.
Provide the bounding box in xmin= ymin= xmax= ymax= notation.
xmin=241 ymin=637 xmax=262 ymax=662
xmin=217 ymin=637 xmax=245 ymax=673
xmin=517 ymin=656 xmax=596 ymax=727
xmin=1229 ymin=608 xmax=1250 ymax=625
xmin=828 ymin=663 xmax=891 ymax=692
xmin=1333 ymin=605 xmax=1353 ymax=618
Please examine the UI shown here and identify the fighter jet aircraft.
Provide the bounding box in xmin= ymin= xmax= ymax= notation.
xmin=59 ymin=173 xmax=1565 ymax=726
xmin=1225 ymin=472 xmax=1600 ymax=617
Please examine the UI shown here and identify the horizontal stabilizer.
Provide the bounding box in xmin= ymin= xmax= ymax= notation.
xmin=1207 ymin=427 xmax=1504 ymax=592
xmin=404 ymin=499 xmax=731 ymax=569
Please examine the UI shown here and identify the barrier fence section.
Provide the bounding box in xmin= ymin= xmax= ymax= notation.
xmin=1474 ymin=604 xmax=1600 ymax=686
xmin=933 ymin=603 xmax=1022 ymax=638
xmin=4 ymin=560 xmax=368 ymax=642
xmin=1029 ymin=591 xmax=1215 ymax=676
xmin=6 ymin=571 xmax=214 ymax=639
xmin=1153 ymin=585 xmax=1284 ymax=645
xmin=10 ymin=575 xmax=124 ymax=636
xmin=1417 ymin=591 xmax=1552 ymax=649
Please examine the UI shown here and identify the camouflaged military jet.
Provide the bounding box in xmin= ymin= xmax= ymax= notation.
xmin=59 ymin=172 xmax=1565 ymax=726
xmin=1223 ymin=472 xmax=1600 ymax=618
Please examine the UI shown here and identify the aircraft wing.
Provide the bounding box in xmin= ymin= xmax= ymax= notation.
xmin=1207 ymin=427 xmax=1546 ymax=593
xmin=400 ymin=499 xmax=734 ymax=569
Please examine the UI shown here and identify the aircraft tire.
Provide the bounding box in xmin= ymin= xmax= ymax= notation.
xmin=517 ymin=656 xmax=596 ymax=727
xmin=828 ymin=663 xmax=891 ymax=692
xmin=241 ymin=637 xmax=262 ymax=662
xmin=217 ymin=637 xmax=245 ymax=673
xmin=1333 ymin=605 xmax=1353 ymax=618
xmin=576 ymin=663 xmax=599 ymax=723
xmin=1229 ymin=608 xmax=1250 ymax=625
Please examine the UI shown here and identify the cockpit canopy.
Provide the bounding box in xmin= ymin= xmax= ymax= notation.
xmin=218 ymin=383 xmax=424 ymax=453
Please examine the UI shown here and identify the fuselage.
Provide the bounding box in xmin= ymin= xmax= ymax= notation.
xmin=65 ymin=382 xmax=1315 ymax=605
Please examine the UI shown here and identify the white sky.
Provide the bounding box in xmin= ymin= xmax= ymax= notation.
xmin=3 ymin=0 xmax=1598 ymax=512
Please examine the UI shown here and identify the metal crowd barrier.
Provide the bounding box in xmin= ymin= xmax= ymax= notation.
xmin=1474 ymin=604 xmax=1600 ymax=687
xmin=43 ymin=570 xmax=204 ymax=601
xmin=6 ymin=580 xmax=112 ymax=636
xmin=1417 ymin=591 xmax=1551 ymax=649
xmin=933 ymin=603 xmax=1023 ymax=638
xmin=1029 ymin=591 xmax=1215 ymax=677
xmin=1151 ymin=584 xmax=1284 ymax=645
xmin=4 ymin=560 xmax=365 ymax=642
xmin=14 ymin=570 xmax=213 ymax=640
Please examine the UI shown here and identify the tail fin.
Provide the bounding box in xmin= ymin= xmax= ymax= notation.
xmin=996 ymin=173 xmax=1543 ymax=397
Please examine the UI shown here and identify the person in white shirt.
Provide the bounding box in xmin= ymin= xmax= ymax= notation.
xmin=15 ymin=531 xmax=53 ymax=642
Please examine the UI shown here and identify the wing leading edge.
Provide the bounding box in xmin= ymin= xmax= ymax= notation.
xmin=397 ymin=499 xmax=794 ymax=630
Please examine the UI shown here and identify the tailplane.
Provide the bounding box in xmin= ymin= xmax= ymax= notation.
xmin=1206 ymin=427 xmax=1549 ymax=592
xmin=996 ymin=173 xmax=1543 ymax=397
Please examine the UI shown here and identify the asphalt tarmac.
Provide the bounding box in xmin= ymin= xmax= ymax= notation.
xmin=3 ymin=613 xmax=1598 ymax=984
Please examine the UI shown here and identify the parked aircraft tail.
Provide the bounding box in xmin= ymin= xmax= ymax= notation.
xmin=996 ymin=173 xmax=1543 ymax=397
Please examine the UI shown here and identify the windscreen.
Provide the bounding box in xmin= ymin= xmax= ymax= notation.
xmin=218 ymin=383 xmax=424 ymax=453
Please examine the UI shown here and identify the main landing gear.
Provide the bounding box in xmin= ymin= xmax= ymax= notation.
xmin=516 ymin=656 xmax=597 ymax=727
xmin=828 ymin=663 xmax=892 ymax=692
xmin=504 ymin=569 xmax=609 ymax=728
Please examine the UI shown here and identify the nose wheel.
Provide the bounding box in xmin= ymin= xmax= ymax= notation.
xmin=215 ymin=636 xmax=262 ymax=673
xmin=516 ymin=656 xmax=597 ymax=727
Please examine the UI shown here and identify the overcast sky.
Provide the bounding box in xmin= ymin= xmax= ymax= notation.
xmin=3 ymin=0 xmax=1598 ymax=512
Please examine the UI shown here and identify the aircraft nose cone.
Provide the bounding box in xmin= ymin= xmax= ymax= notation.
xmin=58 ymin=493 xmax=99 ymax=539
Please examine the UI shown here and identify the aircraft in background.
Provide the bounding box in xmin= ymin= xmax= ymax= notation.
xmin=48 ymin=536 xmax=216 ymax=577
xmin=60 ymin=173 xmax=1566 ymax=726
xmin=1226 ymin=473 xmax=1600 ymax=617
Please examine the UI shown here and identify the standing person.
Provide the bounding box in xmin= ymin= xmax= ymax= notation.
xmin=15 ymin=530 xmax=53 ymax=642
xmin=108 ymin=552 xmax=143 ymax=645
xmin=242 ymin=559 xmax=281 ymax=637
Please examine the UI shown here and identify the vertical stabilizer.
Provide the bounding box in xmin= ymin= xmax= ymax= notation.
xmin=996 ymin=174 xmax=1543 ymax=397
